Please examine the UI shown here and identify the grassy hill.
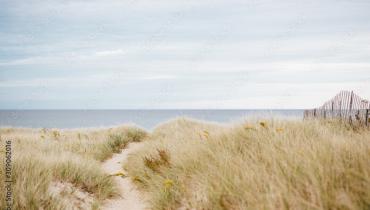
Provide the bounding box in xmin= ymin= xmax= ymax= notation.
xmin=0 ymin=126 xmax=146 ymax=209
xmin=125 ymin=118 xmax=370 ymax=210
xmin=1 ymin=118 xmax=369 ymax=210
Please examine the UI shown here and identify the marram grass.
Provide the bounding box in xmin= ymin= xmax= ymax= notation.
xmin=1 ymin=118 xmax=369 ymax=210
xmin=0 ymin=126 xmax=146 ymax=210
xmin=125 ymin=118 xmax=370 ymax=210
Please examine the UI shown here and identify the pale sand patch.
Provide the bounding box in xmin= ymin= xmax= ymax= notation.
xmin=102 ymin=142 xmax=147 ymax=210
xmin=48 ymin=181 xmax=94 ymax=210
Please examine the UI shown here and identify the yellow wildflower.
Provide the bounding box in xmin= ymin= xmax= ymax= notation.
xmin=163 ymin=179 xmax=174 ymax=189
xmin=244 ymin=124 xmax=255 ymax=130
xmin=276 ymin=128 xmax=284 ymax=132
xmin=111 ymin=172 xmax=126 ymax=178
xmin=203 ymin=130 xmax=210 ymax=139
xmin=199 ymin=130 xmax=210 ymax=140
xmin=133 ymin=176 xmax=142 ymax=183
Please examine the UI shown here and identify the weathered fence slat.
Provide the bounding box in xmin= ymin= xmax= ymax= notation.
xmin=304 ymin=91 xmax=370 ymax=126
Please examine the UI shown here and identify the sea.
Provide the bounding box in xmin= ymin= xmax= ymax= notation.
xmin=0 ymin=110 xmax=304 ymax=130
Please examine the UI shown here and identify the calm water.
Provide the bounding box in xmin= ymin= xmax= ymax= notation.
xmin=0 ymin=110 xmax=303 ymax=130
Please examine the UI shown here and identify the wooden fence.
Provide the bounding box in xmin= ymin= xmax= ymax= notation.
xmin=304 ymin=91 xmax=370 ymax=126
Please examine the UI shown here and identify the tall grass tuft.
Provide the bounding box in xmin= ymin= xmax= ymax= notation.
xmin=125 ymin=118 xmax=370 ymax=210
xmin=0 ymin=125 xmax=147 ymax=209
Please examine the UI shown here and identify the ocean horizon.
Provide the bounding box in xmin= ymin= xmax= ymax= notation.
xmin=0 ymin=109 xmax=304 ymax=130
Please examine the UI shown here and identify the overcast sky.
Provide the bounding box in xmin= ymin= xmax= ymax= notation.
xmin=0 ymin=0 xmax=369 ymax=109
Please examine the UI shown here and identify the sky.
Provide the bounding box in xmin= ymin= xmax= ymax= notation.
xmin=0 ymin=0 xmax=369 ymax=109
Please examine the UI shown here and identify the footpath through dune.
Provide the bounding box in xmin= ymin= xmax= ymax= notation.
xmin=101 ymin=142 xmax=147 ymax=210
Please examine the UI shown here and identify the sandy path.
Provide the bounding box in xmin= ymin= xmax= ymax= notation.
xmin=102 ymin=142 xmax=147 ymax=210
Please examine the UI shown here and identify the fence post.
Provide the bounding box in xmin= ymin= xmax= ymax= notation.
xmin=331 ymin=101 xmax=334 ymax=118
xmin=366 ymin=109 xmax=369 ymax=126
xmin=349 ymin=91 xmax=354 ymax=124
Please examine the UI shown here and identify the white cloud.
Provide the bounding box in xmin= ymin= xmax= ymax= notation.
xmin=1 ymin=0 xmax=370 ymax=108
xmin=95 ymin=49 xmax=126 ymax=57
xmin=0 ymin=73 xmax=176 ymax=88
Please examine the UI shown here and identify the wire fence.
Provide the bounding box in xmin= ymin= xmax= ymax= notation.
xmin=304 ymin=91 xmax=370 ymax=126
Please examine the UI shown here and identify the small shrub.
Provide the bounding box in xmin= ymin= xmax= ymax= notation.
xmin=107 ymin=134 xmax=128 ymax=153
xmin=144 ymin=149 xmax=171 ymax=173
xmin=144 ymin=156 xmax=162 ymax=173
xmin=259 ymin=121 xmax=267 ymax=128
xmin=157 ymin=149 xmax=171 ymax=166
xmin=125 ymin=128 xmax=147 ymax=142
xmin=52 ymin=130 xmax=61 ymax=139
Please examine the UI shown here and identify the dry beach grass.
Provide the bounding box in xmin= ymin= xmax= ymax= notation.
xmin=0 ymin=126 xmax=146 ymax=209
xmin=1 ymin=118 xmax=369 ymax=210
xmin=125 ymin=118 xmax=370 ymax=210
